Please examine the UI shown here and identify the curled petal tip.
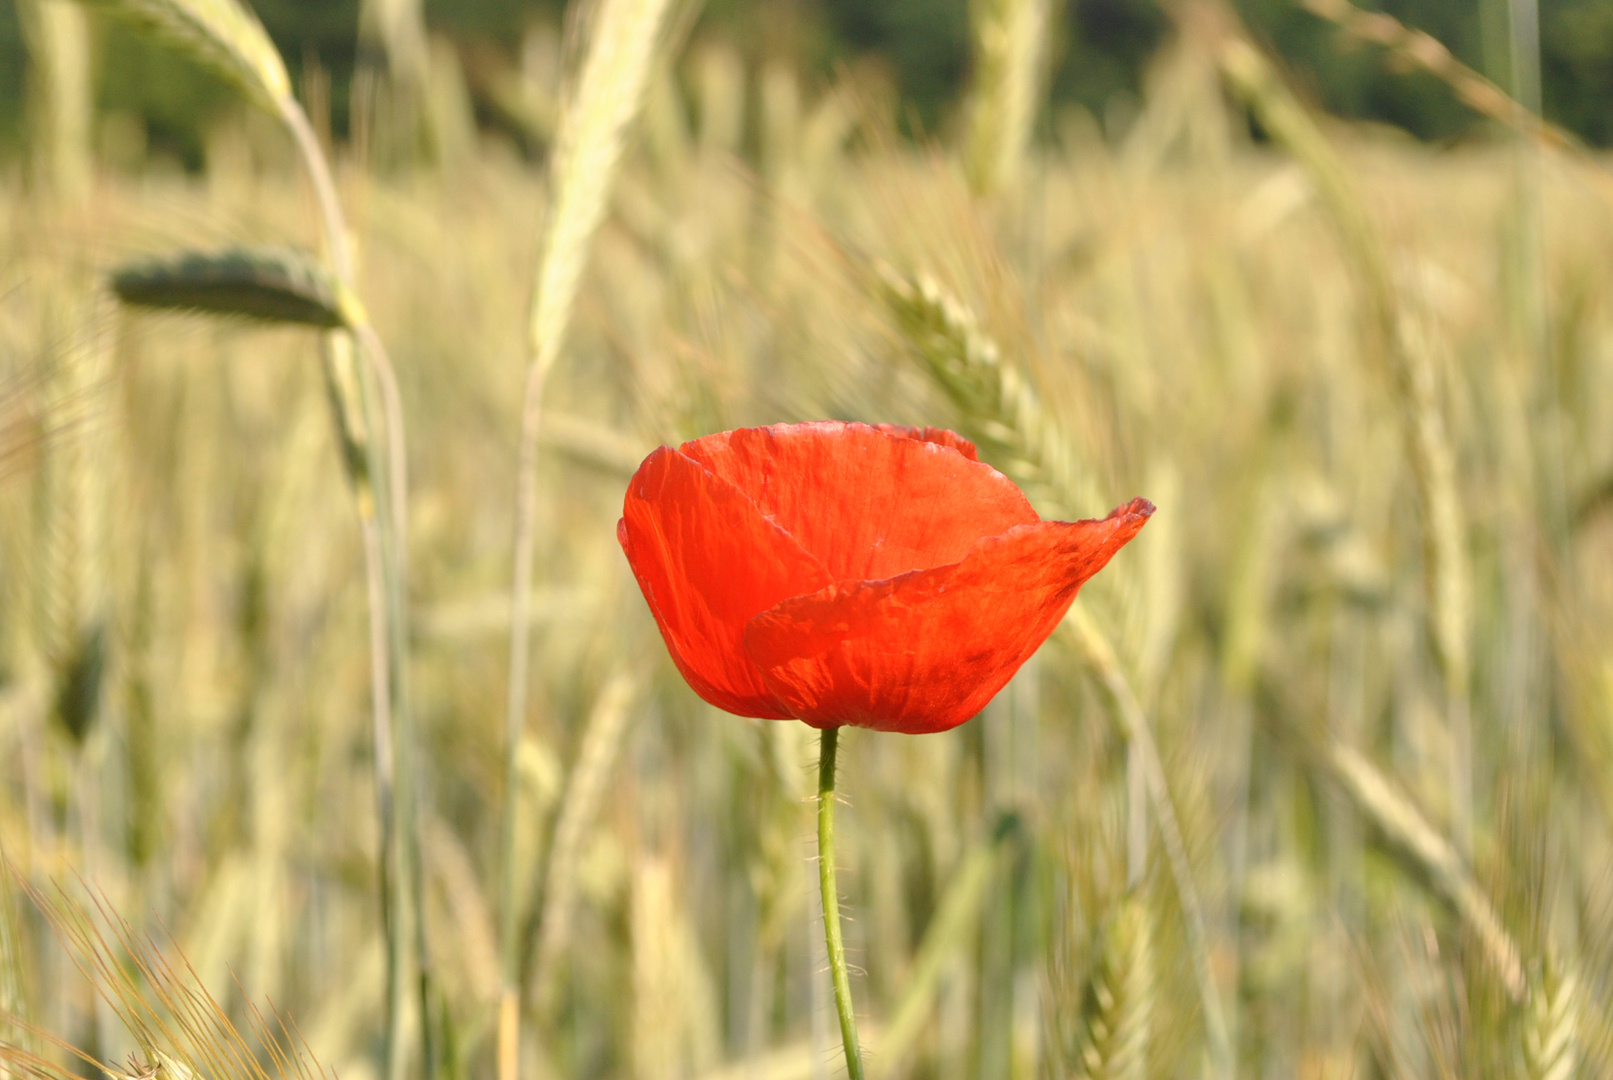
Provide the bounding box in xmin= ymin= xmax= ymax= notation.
xmin=1114 ymin=497 xmax=1156 ymax=519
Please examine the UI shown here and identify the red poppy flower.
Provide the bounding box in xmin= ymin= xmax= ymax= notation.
xmin=617 ymin=422 xmax=1153 ymax=734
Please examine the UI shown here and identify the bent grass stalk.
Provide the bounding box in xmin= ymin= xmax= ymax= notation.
xmin=816 ymin=727 xmax=865 ymax=1080
xmin=250 ymin=31 xmax=429 ymax=1080
xmin=1298 ymin=0 xmax=1580 ymax=158
xmin=281 ymin=73 xmax=428 ymax=1080
xmin=61 ymin=0 xmax=427 ymax=1072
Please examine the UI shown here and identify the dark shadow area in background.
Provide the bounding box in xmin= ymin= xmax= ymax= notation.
xmin=0 ymin=0 xmax=1609 ymax=164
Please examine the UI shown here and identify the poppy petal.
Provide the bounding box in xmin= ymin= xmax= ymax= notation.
xmin=869 ymin=423 xmax=980 ymax=461
xmin=619 ymin=446 xmax=833 ymax=718
xmin=743 ymin=498 xmax=1155 ymax=734
xmin=680 ymin=422 xmax=1038 ymax=581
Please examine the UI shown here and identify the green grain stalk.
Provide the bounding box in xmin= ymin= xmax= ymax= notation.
xmin=110 ymin=248 xmax=356 ymax=330
xmin=70 ymin=0 xmax=291 ymax=113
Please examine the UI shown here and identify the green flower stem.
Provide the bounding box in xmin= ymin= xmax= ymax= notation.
xmin=817 ymin=726 xmax=865 ymax=1080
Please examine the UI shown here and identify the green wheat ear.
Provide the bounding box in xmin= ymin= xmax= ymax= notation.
xmin=70 ymin=0 xmax=289 ymax=112
xmin=110 ymin=248 xmax=358 ymax=329
xmin=1076 ymin=894 xmax=1153 ymax=1080
xmin=1525 ymin=954 xmax=1581 ymax=1080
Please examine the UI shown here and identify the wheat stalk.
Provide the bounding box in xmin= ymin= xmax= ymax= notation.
xmin=81 ymin=0 xmax=432 ymax=1066
xmin=31 ymin=310 xmax=110 ymax=747
xmin=527 ymin=0 xmax=675 ymax=385
xmin=1299 ymin=0 xmax=1564 ymax=150
xmin=16 ymin=0 xmax=92 ymax=202
xmin=630 ymin=854 xmax=721 ymax=1080
xmin=499 ymin=0 xmax=673 ymax=1071
xmin=7 ymin=871 xmax=328 ymax=1080
xmin=1298 ymin=0 xmax=1613 ymax=231
xmin=1067 ymin=605 xmax=1231 ymax=1077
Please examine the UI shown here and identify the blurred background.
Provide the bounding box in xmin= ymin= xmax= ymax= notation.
xmin=3 ymin=0 xmax=1613 ymax=1080
xmin=1 ymin=0 xmax=1613 ymax=163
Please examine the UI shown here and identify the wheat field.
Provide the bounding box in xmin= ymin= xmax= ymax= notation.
xmin=2 ymin=2 xmax=1613 ymax=1080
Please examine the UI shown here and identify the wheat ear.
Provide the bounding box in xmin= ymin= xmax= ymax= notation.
xmin=110 ymin=248 xmax=357 ymax=329
xmin=965 ymin=0 xmax=1049 ymax=195
xmin=879 ymin=265 xmax=1232 ymax=1079
xmin=69 ymin=0 xmax=290 ymax=112
xmin=1525 ymin=954 xmax=1580 ymax=1080
xmin=1075 ymin=894 xmax=1153 ymax=1080
xmin=877 ymin=266 xmax=1100 ymax=520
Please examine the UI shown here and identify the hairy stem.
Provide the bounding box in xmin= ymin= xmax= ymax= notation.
xmin=817 ymin=726 xmax=865 ymax=1080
